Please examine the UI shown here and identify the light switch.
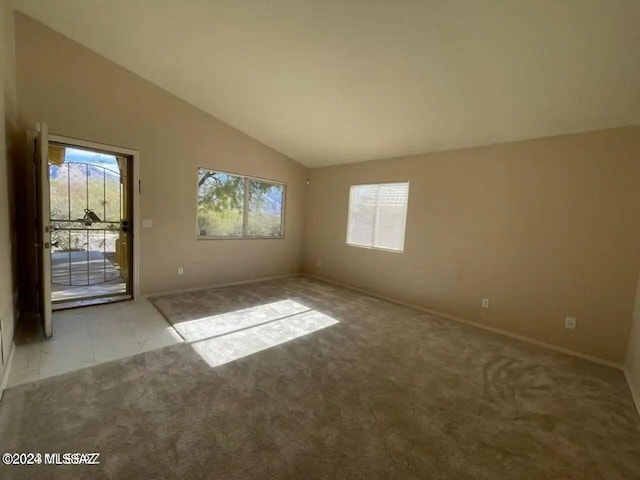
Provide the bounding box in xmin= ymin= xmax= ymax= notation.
xmin=143 ymin=219 xmax=152 ymax=228
xmin=565 ymin=316 xmax=577 ymax=330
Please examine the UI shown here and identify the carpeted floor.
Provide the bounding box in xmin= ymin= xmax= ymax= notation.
xmin=1 ymin=276 xmax=639 ymax=479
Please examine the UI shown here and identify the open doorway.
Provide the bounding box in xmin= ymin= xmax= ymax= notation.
xmin=48 ymin=141 xmax=133 ymax=309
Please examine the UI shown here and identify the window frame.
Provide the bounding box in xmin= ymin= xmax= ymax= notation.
xmin=196 ymin=167 xmax=287 ymax=240
xmin=346 ymin=181 xmax=409 ymax=253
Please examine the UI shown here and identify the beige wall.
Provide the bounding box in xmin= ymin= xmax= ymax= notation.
xmin=626 ymin=274 xmax=640 ymax=413
xmin=11 ymin=13 xmax=640 ymax=368
xmin=0 ymin=0 xmax=17 ymax=377
xmin=304 ymin=127 xmax=640 ymax=363
xmin=15 ymin=14 xmax=308 ymax=297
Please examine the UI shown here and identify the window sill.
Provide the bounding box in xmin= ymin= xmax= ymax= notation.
xmin=197 ymin=236 xmax=285 ymax=241
xmin=346 ymin=243 xmax=404 ymax=254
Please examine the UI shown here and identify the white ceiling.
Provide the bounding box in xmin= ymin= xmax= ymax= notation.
xmin=14 ymin=0 xmax=640 ymax=167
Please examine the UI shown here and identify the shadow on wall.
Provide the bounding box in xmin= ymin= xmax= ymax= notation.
xmin=1 ymin=103 xmax=21 ymax=351
xmin=11 ymin=126 xmax=36 ymax=316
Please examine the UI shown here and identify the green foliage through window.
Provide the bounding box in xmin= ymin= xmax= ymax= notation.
xmin=197 ymin=169 xmax=285 ymax=238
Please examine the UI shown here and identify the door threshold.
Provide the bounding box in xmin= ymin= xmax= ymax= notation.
xmin=53 ymin=294 xmax=132 ymax=311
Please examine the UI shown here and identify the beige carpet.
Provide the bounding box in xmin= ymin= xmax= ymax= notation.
xmin=0 ymin=276 xmax=638 ymax=479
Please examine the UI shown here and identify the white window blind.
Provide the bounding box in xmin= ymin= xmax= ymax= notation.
xmin=346 ymin=182 xmax=409 ymax=252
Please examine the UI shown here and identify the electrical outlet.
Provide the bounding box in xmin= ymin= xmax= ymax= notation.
xmin=565 ymin=316 xmax=576 ymax=330
xmin=481 ymin=298 xmax=490 ymax=308
xmin=142 ymin=219 xmax=152 ymax=228
xmin=317 ymin=259 xmax=323 ymax=268
xmin=177 ymin=267 xmax=184 ymax=276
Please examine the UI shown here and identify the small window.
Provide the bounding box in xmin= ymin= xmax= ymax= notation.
xmin=197 ymin=168 xmax=285 ymax=239
xmin=346 ymin=182 xmax=409 ymax=252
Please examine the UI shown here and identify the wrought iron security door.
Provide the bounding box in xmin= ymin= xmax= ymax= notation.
xmin=49 ymin=155 xmax=131 ymax=302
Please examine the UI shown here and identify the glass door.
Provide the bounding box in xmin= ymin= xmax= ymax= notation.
xmin=48 ymin=143 xmax=132 ymax=308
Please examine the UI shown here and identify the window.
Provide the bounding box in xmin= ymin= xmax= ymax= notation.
xmin=346 ymin=182 xmax=409 ymax=252
xmin=197 ymin=168 xmax=285 ymax=238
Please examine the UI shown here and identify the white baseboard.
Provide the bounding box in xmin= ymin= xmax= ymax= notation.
xmin=624 ymin=368 xmax=640 ymax=419
xmin=0 ymin=340 xmax=16 ymax=401
xmin=304 ymin=273 xmax=623 ymax=370
xmin=145 ymin=273 xmax=301 ymax=298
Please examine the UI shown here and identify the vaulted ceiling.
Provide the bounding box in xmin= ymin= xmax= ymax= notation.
xmin=13 ymin=0 xmax=640 ymax=167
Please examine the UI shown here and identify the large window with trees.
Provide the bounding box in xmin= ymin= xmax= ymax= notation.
xmin=197 ymin=168 xmax=285 ymax=239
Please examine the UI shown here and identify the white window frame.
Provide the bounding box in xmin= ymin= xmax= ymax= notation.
xmin=196 ymin=168 xmax=286 ymax=240
xmin=346 ymin=181 xmax=409 ymax=253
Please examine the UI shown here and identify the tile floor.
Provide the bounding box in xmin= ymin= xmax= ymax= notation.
xmin=6 ymin=298 xmax=183 ymax=388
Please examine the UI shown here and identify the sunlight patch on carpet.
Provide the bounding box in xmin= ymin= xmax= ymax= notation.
xmin=174 ymin=299 xmax=312 ymax=341
xmin=188 ymin=301 xmax=339 ymax=368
